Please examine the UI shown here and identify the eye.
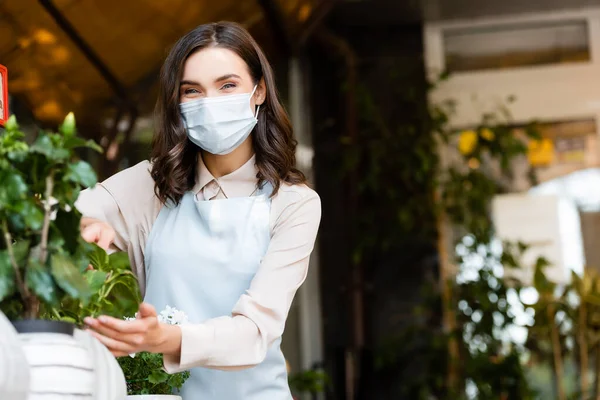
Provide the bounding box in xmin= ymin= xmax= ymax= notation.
xmin=184 ymin=88 xmax=201 ymax=95
xmin=221 ymin=83 xmax=237 ymax=90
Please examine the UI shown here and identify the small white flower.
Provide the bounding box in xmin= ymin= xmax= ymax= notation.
xmin=158 ymin=305 xmax=189 ymax=326
xmin=41 ymin=196 xmax=59 ymax=221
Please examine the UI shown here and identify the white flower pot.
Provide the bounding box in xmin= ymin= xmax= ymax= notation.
xmin=11 ymin=319 xmax=127 ymax=400
xmin=0 ymin=312 xmax=28 ymax=400
xmin=73 ymin=327 xmax=128 ymax=399
xmin=127 ymin=396 xmax=182 ymax=400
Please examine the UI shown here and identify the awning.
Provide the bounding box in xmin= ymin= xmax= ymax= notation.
xmin=0 ymin=0 xmax=324 ymax=128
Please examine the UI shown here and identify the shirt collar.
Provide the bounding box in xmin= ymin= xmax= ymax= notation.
xmin=193 ymin=154 xmax=259 ymax=198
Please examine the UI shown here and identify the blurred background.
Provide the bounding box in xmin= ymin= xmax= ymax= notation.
xmin=4 ymin=0 xmax=600 ymax=399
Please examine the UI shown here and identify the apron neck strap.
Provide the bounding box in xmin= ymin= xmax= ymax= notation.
xmin=255 ymin=181 xmax=274 ymax=197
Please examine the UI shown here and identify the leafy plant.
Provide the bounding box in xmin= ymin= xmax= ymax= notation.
xmin=433 ymin=98 xmax=541 ymax=400
xmin=49 ymin=245 xmax=141 ymax=325
xmin=288 ymin=369 xmax=329 ymax=395
xmin=118 ymin=306 xmax=191 ymax=395
xmin=345 ymin=67 xmax=543 ymax=398
xmin=118 ymin=352 xmax=190 ymax=395
xmin=0 ymin=113 xmax=107 ymax=320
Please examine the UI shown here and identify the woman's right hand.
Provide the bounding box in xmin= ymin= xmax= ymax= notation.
xmin=80 ymin=217 xmax=116 ymax=250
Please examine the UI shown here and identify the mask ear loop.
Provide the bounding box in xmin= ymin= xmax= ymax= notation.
xmin=251 ymin=85 xmax=261 ymax=119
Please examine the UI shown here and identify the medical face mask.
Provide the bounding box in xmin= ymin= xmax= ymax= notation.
xmin=179 ymin=86 xmax=259 ymax=155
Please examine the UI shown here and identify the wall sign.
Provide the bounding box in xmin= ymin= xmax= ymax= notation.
xmin=0 ymin=64 xmax=7 ymax=126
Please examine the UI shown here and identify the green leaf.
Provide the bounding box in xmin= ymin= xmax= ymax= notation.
xmin=30 ymin=134 xmax=69 ymax=161
xmin=14 ymin=200 xmax=44 ymax=230
xmin=148 ymin=370 xmax=169 ymax=384
xmin=105 ymin=276 xmax=141 ymax=317
xmin=571 ymin=270 xmax=582 ymax=292
xmin=26 ymin=259 xmax=59 ymax=306
xmin=63 ymin=136 xmax=103 ymax=153
xmin=0 ymin=169 xmax=27 ymax=208
xmin=84 ymin=269 xmax=108 ymax=293
xmin=52 ymin=180 xmax=82 ymax=206
xmin=50 ymin=209 xmax=81 ymax=254
xmin=59 ymin=316 xmax=77 ymax=324
xmin=51 ymin=253 xmax=91 ymax=303
xmin=535 ymin=256 xmax=551 ymax=270
xmin=4 ymin=115 xmax=18 ymax=131
xmin=108 ymin=252 xmax=131 ymax=271
xmin=0 ymin=250 xmax=16 ymax=302
xmin=12 ymin=240 xmax=30 ymax=266
xmin=64 ymin=160 xmax=97 ymax=188
xmin=59 ymin=112 xmax=76 ymax=137
xmin=87 ymin=244 xmax=109 ymax=271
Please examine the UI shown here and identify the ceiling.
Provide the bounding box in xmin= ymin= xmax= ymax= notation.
xmin=0 ymin=0 xmax=321 ymax=129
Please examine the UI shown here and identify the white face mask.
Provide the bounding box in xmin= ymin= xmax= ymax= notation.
xmin=179 ymin=86 xmax=260 ymax=155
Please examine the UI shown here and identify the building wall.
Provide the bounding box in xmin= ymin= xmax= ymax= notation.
xmin=425 ymin=8 xmax=600 ymax=131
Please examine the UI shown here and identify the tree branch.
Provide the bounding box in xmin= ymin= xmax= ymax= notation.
xmin=2 ymin=218 xmax=28 ymax=300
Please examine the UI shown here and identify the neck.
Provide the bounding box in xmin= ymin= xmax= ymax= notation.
xmin=201 ymin=136 xmax=254 ymax=178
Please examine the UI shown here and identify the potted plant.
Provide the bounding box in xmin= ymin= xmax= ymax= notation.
xmin=119 ymin=305 xmax=191 ymax=399
xmin=0 ymin=114 xmax=129 ymax=399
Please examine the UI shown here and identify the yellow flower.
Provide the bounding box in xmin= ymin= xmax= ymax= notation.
xmin=528 ymin=138 xmax=554 ymax=166
xmin=480 ymin=128 xmax=495 ymax=141
xmin=468 ymin=158 xmax=480 ymax=169
xmin=458 ymin=130 xmax=478 ymax=155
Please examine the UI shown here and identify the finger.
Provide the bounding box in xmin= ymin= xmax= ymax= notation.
xmin=96 ymin=228 xmax=114 ymax=250
xmin=81 ymin=223 xmax=114 ymax=250
xmin=85 ymin=264 xmax=94 ymax=271
xmin=113 ymin=351 xmax=129 ymax=358
xmin=81 ymin=223 xmax=103 ymax=244
xmin=85 ymin=319 xmax=144 ymax=346
xmin=138 ymin=303 xmax=157 ymax=318
xmin=92 ymin=315 xmax=149 ymax=334
xmin=88 ymin=330 xmax=136 ymax=354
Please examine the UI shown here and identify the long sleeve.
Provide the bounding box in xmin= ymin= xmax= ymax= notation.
xmin=76 ymin=183 xmax=129 ymax=253
xmin=163 ymin=185 xmax=321 ymax=372
xmin=74 ymin=161 xmax=161 ymax=296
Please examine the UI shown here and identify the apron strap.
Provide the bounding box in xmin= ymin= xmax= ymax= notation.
xmin=254 ymin=181 xmax=274 ymax=197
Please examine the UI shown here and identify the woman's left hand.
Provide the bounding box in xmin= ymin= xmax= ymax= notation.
xmin=84 ymin=303 xmax=181 ymax=358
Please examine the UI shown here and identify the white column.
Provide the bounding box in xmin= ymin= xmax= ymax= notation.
xmin=288 ymin=56 xmax=325 ymax=382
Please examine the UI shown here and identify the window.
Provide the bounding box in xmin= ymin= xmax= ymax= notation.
xmin=443 ymin=20 xmax=590 ymax=72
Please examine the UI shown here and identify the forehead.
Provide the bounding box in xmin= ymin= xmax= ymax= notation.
xmin=182 ymin=47 xmax=251 ymax=82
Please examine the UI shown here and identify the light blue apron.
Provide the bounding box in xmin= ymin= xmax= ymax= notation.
xmin=143 ymin=183 xmax=291 ymax=399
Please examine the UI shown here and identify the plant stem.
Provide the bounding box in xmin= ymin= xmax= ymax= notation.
xmin=1 ymin=219 xmax=28 ymax=301
xmin=579 ymin=299 xmax=589 ymax=398
xmin=24 ymin=174 xmax=55 ymax=319
xmin=436 ymin=207 xmax=460 ymax=393
xmin=39 ymin=174 xmax=54 ymax=264
xmin=548 ymin=303 xmax=566 ymax=400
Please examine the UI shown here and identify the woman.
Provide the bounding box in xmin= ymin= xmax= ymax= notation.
xmin=77 ymin=21 xmax=321 ymax=399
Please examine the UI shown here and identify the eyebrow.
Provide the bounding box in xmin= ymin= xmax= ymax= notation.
xmin=180 ymin=80 xmax=200 ymax=86
xmin=215 ymin=73 xmax=241 ymax=82
xmin=179 ymin=74 xmax=241 ymax=87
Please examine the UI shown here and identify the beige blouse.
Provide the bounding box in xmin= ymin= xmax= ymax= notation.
xmin=75 ymin=155 xmax=321 ymax=372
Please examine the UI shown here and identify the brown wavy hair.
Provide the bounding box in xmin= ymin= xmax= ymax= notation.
xmin=150 ymin=21 xmax=306 ymax=205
